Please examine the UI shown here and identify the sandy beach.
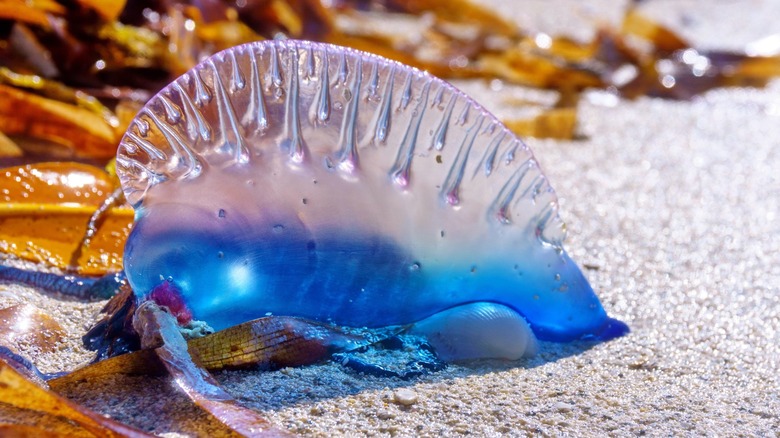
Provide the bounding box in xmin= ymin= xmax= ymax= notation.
xmin=1 ymin=1 xmax=779 ymax=436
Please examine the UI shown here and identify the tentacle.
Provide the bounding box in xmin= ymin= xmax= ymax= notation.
xmin=0 ymin=265 xmax=124 ymax=301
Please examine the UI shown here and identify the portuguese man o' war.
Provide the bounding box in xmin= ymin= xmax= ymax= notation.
xmin=116 ymin=40 xmax=628 ymax=361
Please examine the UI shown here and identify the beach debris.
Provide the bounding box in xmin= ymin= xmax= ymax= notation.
xmin=51 ymin=302 xmax=383 ymax=435
xmin=82 ymin=279 xmax=380 ymax=363
xmin=0 ymin=353 xmax=153 ymax=437
xmin=0 ymin=162 xmax=116 ymax=205
xmin=130 ymin=300 xmax=292 ymax=437
xmin=0 ymin=84 xmax=119 ymax=160
xmin=71 ymin=313 xmax=382 ymax=378
xmin=0 ymin=304 xmax=66 ymax=353
xmin=334 ymin=334 xmax=446 ymax=380
xmin=393 ymin=388 xmax=419 ymax=406
xmin=81 ymin=283 xmax=140 ymax=361
xmin=0 ymin=162 xmax=133 ymax=276
xmin=117 ymin=39 xmax=627 ymax=361
xmin=0 ymin=130 xmax=23 ymax=157
xmin=185 ymin=313 xmax=372 ymax=372
xmin=504 ymin=107 xmax=578 ymax=140
xmin=0 ymin=1 xmax=777 ymax=167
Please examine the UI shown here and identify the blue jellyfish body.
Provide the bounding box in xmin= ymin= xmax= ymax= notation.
xmin=117 ymin=40 xmax=627 ymax=352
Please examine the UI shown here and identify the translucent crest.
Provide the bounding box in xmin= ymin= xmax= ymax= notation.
xmin=116 ymin=40 xmax=567 ymax=248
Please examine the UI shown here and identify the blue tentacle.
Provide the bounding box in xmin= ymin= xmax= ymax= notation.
xmin=0 ymin=265 xmax=124 ymax=301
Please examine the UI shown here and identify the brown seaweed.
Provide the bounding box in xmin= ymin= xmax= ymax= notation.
xmin=66 ymin=301 xmax=374 ymax=436
xmin=0 ymin=304 xmax=65 ymax=353
xmin=0 ymin=162 xmax=132 ymax=275
xmin=1 ymin=0 xmax=778 ymax=154
xmin=0 ymin=355 xmax=153 ymax=437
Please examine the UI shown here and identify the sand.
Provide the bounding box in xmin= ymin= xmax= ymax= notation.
xmin=1 ymin=1 xmax=779 ymax=436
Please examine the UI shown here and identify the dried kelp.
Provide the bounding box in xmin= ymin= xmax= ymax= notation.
xmin=0 ymin=163 xmax=132 ymax=275
xmin=54 ymin=303 xmax=376 ymax=436
xmin=1 ymin=0 xmax=778 ymax=156
xmin=130 ymin=301 xmax=292 ymax=437
xmin=0 ymin=304 xmax=65 ymax=353
xmin=0 ymin=85 xmax=117 ymax=159
xmin=0 ymin=355 xmax=153 ymax=437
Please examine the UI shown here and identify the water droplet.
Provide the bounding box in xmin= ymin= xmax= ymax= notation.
xmin=409 ymin=262 xmax=421 ymax=271
xmin=273 ymin=224 xmax=285 ymax=233
xmin=302 ymin=198 xmax=308 ymax=204
xmin=166 ymin=276 xmax=174 ymax=282
xmin=217 ymin=251 xmax=224 ymax=259
xmin=218 ymin=209 xmax=226 ymax=218
xmin=440 ymin=230 xmax=445 ymax=238
xmin=470 ymin=266 xmax=477 ymax=274
xmin=533 ymin=294 xmax=540 ymax=300
xmin=554 ymin=273 xmax=561 ymax=281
